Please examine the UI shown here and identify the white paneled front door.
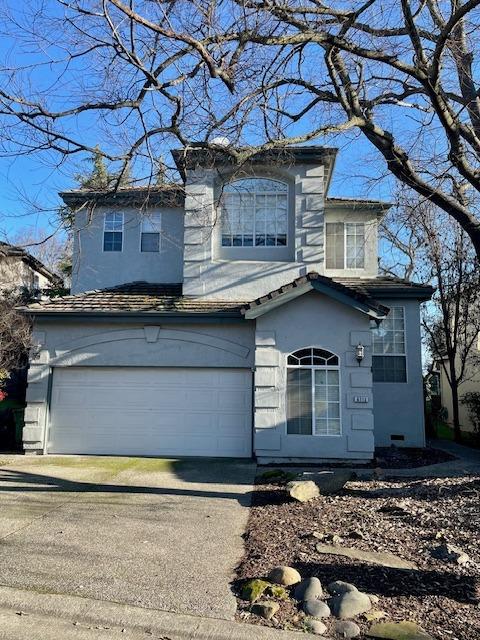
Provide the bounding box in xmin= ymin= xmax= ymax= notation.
xmin=48 ymin=367 xmax=252 ymax=457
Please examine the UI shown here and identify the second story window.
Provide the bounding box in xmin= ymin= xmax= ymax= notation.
xmin=141 ymin=213 xmax=162 ymax=252
xmin=371 ymin=307 xmax=407 ymax=382
xmin=103 ymin=212 xmax=123 ymax=252
xmin=326 ymin=222 xmax=365 ymax=269
xmin=221 ymin=178 xmax=288 ymax=247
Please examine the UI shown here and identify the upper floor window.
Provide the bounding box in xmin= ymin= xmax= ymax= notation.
xmin=326 ymin=222 xmax=365 ymax=269
xmin=103 ymin=212 xmax=123 ymax=252
xmin=287 ymin=348 xmax=341 ymax=437
xmin=371 ymin=307 xmax=407 ymax=382
xmin=141 ymin=213 xmax=161 ymax=252
xmin=221 ymin=178 xmax=288 ymax=248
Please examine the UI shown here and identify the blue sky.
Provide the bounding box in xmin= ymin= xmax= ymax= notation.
xmin=0 ymin=1 xmax=395 ymax=244
xmin=0 ymin=133 xmax=394 ymax=242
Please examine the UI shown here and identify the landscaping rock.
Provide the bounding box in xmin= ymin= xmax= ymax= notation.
xmin=328 ymin=581 xmax=358 ymax=596
xmin=241 ymin=579 xmax=270 ymax=602
xmin=330 ymin=590 xmax=372 ymax=619
xmin=335 ymin=620 xmax=361 ymax=638
xmin=305 ymin=619 xmax=328 ymax=635
xmin=303 ymin=599 xmax=331 ymax=619
xmin=366 ymin=621 xmax=434 ymax=639
xmin=316 ymin=543 xmax=416 ymax=570
xmin=364 ymin=610 xmax=387 ymax=622
xmin=287 ymin=480 xmax=320 ymax=503
xmin=268 ymin=565 xmax=302 ymax=586
xmin=294 ymin=577 xmax=323 ymax=601
xmin=266 ymin=584 xmax=289 ymax=599
xmin=430 ymin=543 xmax=469 ymax=565
xmin=302 ymin=470 xmax=352 ymax=494
xmin=367 ymin=594 xmax=380 ymax=604
xmin=251 ymin=601 xmax=280 ymax=620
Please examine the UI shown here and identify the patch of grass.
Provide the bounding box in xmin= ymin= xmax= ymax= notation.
xmin=435 ymin=421 xmax=455 ymax=441
xmin=434 ymin=421 xmax=480 ymax=448
xmin=22 ymin=456 xmax=181 ymax=474
xmin=259 ymin=468 xmax=298 ymax=483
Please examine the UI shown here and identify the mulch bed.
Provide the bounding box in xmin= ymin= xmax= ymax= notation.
xmin=371 ymin=446 xmax=456 ymax=469
xmin=234 ymin=474 xmax=480 ymax=639
xmin=260 ymin=446 xmax=456 ymax=470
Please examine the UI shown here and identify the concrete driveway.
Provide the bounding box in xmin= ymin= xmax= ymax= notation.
xmin=0 ymin=455 xmax=256 ymax=620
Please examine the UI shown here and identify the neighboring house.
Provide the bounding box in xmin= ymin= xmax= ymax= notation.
xmin=0 ymin=241 xmax=61 ymax=294
xmin=436 ymin=345 xmax=480 ymax=434
xmin=21 ymin=146 xmax=433 ymax=461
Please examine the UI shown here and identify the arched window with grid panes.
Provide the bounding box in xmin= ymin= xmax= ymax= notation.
xmin=221 ymin=178 xmax=288 ymax=248
xmin=287 ymin=348 xmax=341 ymax=436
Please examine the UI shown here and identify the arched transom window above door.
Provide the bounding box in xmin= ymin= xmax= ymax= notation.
xmin=221 ymin=178 xmax=288 ymax=248
xmin=287 ymin=348 xmax=341 ymax=437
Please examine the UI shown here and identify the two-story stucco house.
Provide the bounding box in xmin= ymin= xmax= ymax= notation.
xmin=0 ymin=241 xmax=61 ymax=294
xmin=22 ymin=146 xmax=433 ymax=461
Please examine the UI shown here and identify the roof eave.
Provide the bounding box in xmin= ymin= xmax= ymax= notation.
xmin=325 ymin=199 xmax=393 ymax=219
xmin=365 ymin=286 xmax=434 ymax=301
xmin=22 ymin=309 xmax=244 ymax=322
xmin=171 ymin=146 xmax=339 ymax=181
xmin=243 ymin=280 xmax=389 ymax=320
xmin=59 ymin=187 xmax=185 ymax=209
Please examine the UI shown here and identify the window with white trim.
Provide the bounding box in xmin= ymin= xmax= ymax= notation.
xmin=287 ymin=348 xmax=341 ymax=436
xmin=326 ymin=222 xmax=365 ymax=269
xmin=141 ymin=213 xmax=161 ymax=252
xmin=371 ymin=307 xmax=407 ymax=382
xmin=221 ymin=178 xmax=288 ymax=247
xmin=103 ymin=212 xmax=123 ymax=252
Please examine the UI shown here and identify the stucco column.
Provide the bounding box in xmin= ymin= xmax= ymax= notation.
xmin=23 ymin=331 xmax=50 ymax=454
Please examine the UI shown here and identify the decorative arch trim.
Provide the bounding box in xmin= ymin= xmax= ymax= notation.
xmin=51 ymin=326 xmax=250 ymax=364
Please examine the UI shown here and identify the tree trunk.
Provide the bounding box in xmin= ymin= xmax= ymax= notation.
xmin=450 ymin=375 xmax=462 ymax=443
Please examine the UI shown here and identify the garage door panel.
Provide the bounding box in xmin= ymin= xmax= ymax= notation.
xmin=48 ymin=367 xmax=252 ymax=457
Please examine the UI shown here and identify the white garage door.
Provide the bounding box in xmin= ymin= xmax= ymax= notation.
xmin=48 ymin=367 xmax=252 ymax=457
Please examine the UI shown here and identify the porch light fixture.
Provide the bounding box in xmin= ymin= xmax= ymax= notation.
xmin=355 ymin=343 xmax=365 ymax=366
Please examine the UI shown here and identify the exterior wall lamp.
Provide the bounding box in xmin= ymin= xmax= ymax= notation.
xmin=355 ymin=343 xmax=365 ymax=366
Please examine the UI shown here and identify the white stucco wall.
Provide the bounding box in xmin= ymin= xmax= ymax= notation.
xmin=0 ymin=256 xmax=51 ymax=292
xmin=439 ymin=352 xmax=480 ymax=434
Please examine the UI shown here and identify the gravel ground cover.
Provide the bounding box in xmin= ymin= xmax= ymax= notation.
xmin=235 ymin=473 xmax=480 ymax=639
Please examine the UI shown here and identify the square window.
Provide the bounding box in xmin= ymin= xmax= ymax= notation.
xmin=104 ymin=212 xmax=123 ymax=251
xmin=141 ymin=232 xmax=160 ymax=252
xmin=103 ymin=231 xmax=122 ymax=252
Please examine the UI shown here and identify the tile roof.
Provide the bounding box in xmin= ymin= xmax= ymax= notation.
xmin=60 ymin=184 xmax=185 ymax=208
xmin=241 ymin=272 xmax=390 ymax=318
xmin=0 ymin=241 xmax=62 ymax=284
xmin=23 ymin=275 xmax=433 ymax=317
xmin=336 ymin=276 xmax=434 ymax=299
xmin=25 ymin=282 xmax=244 ymax=315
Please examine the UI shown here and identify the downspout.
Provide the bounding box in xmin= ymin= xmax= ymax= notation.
xmin=42 ymin=367 xmax=54 ymax=454
xmin=251 ymin=367 xmax=256 ymax=461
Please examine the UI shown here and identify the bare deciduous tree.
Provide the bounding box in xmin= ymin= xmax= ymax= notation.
xmin=1 ymin=2 xmax=480 ymax=254
xmin=382 ymin=191 xmax=480 ymax=441
xmin=0 ymin=291 xmax=32 ymax=383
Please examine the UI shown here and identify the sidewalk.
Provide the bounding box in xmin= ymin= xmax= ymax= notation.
xmin=354 ymin=438 xmax=480 ymax=479
xmin=0 ymin=586 xmax=314 ymax=640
